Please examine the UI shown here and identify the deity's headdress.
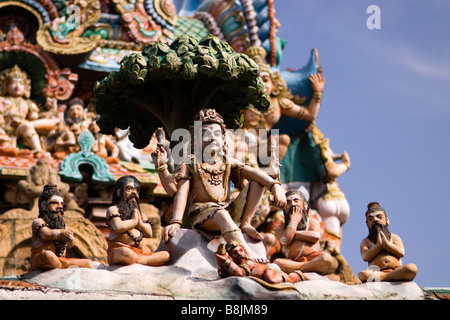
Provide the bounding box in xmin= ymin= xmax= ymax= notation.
xmin=0 ymin=64 xmax=32 ymax=98
xmin=192 ymin=109 xmax=227 ymax=133
xmin=244 ymin=46 xmax=289 ymax=98
xmin=244 ymin=46 xmax=271 ymax=75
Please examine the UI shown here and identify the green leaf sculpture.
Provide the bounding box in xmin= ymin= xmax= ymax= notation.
xmin=93 ymin=34 xmax=270 ymax=149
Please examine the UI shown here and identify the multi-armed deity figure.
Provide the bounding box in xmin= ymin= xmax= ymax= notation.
xmin=31 ymin=184 xmax=92 ymax=270
xmin=0 ymin=65 xmax=58 ymax=157
xmin=358 ymin=202 xmax=417 ymax=282
xmin=215 ymin=240 xmax=308 ymax=284
xmin=106 ymin=175 xmax=170 ymax=266
xmin=153 ymin=109 xmax=287 ymax=259
xmin=240 ymin=46 xmax=325 ymax=162
xmin=273 ymin=190 xmax=335 ymax=276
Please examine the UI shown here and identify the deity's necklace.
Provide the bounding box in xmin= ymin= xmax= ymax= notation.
xmin=195 ymin=156 xmax=230 ymax=203
xmin=199 ymin=162 xmax=226 ymax=186
xmin=247 ymin=102 xmax=276 ymax=117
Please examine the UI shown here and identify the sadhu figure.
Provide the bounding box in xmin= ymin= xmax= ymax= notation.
xmin=31 ymin=184 xmax=92 ymax=270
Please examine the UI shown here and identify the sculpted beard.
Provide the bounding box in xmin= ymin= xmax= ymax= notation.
xmin=39 ymin=207 xmax=67 ymax=257
xmin=367 ymin=220 xmax=391 ymax=244
xmin=285 ymin=205 xmax=309 ymax=231
xmin=117 ymin=194 xmax=141 ymax=220
xmin=40 ymin=207 xmax=65 ymax=230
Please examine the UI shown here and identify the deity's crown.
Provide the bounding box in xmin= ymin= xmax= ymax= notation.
xmin=193 ymin=109 xmax=226 ymax=131
xmin=0 ymin=64 xmax=31 ymax=97
xmin=5 ymin=64 xmax=29 ymax=81
xmin=244 ymin=46 xmax=271 ymax=74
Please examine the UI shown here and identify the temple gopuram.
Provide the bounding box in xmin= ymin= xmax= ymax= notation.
xmin=0 ymin=0 xmax=356 ymax=286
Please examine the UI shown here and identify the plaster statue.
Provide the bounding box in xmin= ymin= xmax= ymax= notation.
xmin=154 ymin=109 xmax=286 ymax=258
xmin=30 ymin=184 xmax=92 ymax=270
xmin=89 ymin=120 xmax=120 ymax=164
xmin=274 ymin=190 xmax=336 ymax=275
xmin=64 ymin=97 xmax=92 ymax=140
xmin=106 ymin=175 xmax=170 ymax=266
xmin=358 ymin=202 xmax=417 ymax=282
xmin=241 ymin=46 xmax=325 ymax=161
xmin=215 ymin=240 xmax=308 ymax=284
xmin=43 ymin=120 xmax=77 ymax=160
xmin=0 ymin=65 xmax=58 ymax=157
xmin=316 ymin=135 xmax=351 ymax=254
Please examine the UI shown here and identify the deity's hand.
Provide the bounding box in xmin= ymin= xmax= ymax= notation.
xmin=162 ymin=223 xmax=180 ymax=243
xmin=271 ymin=183 xmax=286 ymax=209
xmin=342 ymin=151 xmax=351 ymax=169
xmin=309 ymin=73 xmax=325 ymax=93
xmin=151 ymin=146 xmax=167 ymax=169
xmin=266 ymin=157 xmax=281 ymax=179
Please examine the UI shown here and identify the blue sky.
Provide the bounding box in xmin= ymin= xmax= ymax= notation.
xmin=275 ymin=0 xmax=450 ymax=287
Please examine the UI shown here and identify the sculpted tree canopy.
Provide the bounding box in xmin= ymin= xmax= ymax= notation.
xmin=93 ymin=34 xmax=271 ymax=148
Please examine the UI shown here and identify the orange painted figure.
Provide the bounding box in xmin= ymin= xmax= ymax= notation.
xmin=358 ymin=202 xmax=417 ymax=282
xmin=31 ymin=184 xmax=92 ymax=270
xmin=106 ymin=175 xmax=170 ymax=266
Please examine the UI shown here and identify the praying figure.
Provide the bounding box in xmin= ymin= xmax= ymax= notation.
xmin=106 ymin=175 xmax=170 ymax=266
xmin=31 ymin=184 xmax=92 ymax=270
xmin=358 ymin=202 xmax=417 ymax=282
xmin=154 ymin=109 xmax=286 ymax=259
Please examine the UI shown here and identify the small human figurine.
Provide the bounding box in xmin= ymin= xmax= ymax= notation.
xmin=154 ymin=109 xmax=286 ymax=258
xmin=43 ymin=120 xmax=76 ymax=160
xmin=215 ymin=240 xmax=308 ymax=284
xmin=89 ymin=120 xmax=120 ymax=164
xmin=64 ymin=97 xmax=92 ymax=140
xmin=31 ymin=184 xmax=92 ymax=270
xmin=358 ymin=202 xmax=418 ymax=282
xmin=0 ymin=65 xmax=58 ymax=157
xmin=106 ymin=175 xmax=170 ymax=266
xmin=274 ymin=190 xmax=335 ymax=275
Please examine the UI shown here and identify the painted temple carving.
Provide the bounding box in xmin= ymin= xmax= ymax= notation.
xmin=0 ymin=0 xmax=363 ymax=285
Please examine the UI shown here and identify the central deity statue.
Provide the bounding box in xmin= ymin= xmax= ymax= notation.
xmin=154 ymin=109 xmax=287 ymax=258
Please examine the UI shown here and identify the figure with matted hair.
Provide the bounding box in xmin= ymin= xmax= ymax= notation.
xmin=273 ymin=190 xmax=335 ymax=276
xmin=154 ymin=109 xmax=286 ymax=259
xmin=31 ymin=184 xmax=92 ymax=270
xmin=106 ymin=175 xmax=170 ymax=266
xmin=358 ymin=202 xmax=417 ymax=282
